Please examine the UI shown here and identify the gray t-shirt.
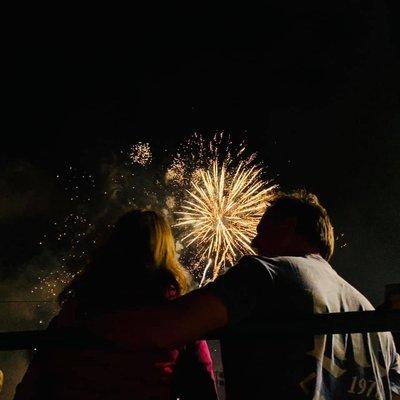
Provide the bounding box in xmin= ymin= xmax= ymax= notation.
xmin=206 ymin=254 xmax=400 ymax=399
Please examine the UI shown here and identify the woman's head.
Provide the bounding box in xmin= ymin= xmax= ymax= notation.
xmin=60 ymin=210 xmax=190 ymax=304
xmin=97 ymin=210 xmax=179 ymax=270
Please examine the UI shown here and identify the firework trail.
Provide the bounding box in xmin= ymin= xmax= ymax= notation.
xmin=199 ymin=258 xmax=213 ymax=287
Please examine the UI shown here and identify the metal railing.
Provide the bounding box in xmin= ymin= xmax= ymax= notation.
xmin=0 ymin=310 xmax=399 ymax=351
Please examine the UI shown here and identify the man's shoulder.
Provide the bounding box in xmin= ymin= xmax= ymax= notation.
xmin=236 ymin=254 xmax=333 ymax=285
xmin=238 ymin=254 xmax=299 ymax=270
xmin=209 ymin=255 xmax=281 ymax=289
xmin=230 ymin=255 xmax=297 ymax=283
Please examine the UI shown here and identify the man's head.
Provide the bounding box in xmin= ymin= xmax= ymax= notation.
xmin=251 ymin=190 xmax=335 ymax=261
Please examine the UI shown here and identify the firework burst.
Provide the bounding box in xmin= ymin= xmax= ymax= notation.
xmin=176 ymin=157 xmax=276 ymax=281
xmin=130 ymin=142 xmax=152 ymax=166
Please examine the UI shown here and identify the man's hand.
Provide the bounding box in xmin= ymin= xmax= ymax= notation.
xmin=88 ymin=288 xmax=228 ymax=349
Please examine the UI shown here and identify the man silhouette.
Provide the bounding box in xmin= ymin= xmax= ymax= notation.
xmin=93 ymin=190 xmax=400 ymax=399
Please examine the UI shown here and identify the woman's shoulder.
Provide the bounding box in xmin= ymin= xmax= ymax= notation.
xmin=71 ymin=270 xmax=180 ymax=316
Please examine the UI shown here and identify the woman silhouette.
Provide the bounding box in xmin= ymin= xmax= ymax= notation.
xmin=15 ymin=210 xmax=218 ymax=400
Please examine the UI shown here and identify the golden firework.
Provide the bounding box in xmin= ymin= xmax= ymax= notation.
xmin=176 ymin=160 xmax=276 ymax=280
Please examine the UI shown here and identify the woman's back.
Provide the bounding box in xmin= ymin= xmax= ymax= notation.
xmin=16 ymin=271 xmax=217 ymax=400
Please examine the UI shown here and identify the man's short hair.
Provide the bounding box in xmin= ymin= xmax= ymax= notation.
xmin=266 ymin=190 xmax=335 ymax=261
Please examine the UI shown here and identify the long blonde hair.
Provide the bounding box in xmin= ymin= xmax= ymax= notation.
xmin=59 ymin=210 xmax=190 ymax=305
xmin=144 ymin=210 xmax=191 ymax=294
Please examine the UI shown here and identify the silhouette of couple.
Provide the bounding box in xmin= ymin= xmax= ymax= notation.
xmin=15 ymin=191 xmax=400 ymax=399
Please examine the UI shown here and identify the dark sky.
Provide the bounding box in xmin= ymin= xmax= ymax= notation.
xmin=2 ymin=2 xmax=400 ymax=304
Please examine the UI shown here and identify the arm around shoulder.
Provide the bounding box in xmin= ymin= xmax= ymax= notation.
xmin=89 ymin=256 xmax=272 ymax=349
xmin=88 ymin=287 xmax=229 ymax=349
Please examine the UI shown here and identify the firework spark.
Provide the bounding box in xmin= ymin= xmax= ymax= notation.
xmin=176 ymin=159 xmax=276 ymax=280
xmin=32 ymin=266 xmax=76 ymax=298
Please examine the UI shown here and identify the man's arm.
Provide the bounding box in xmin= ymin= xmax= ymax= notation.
xmin=89 ymin=255 xmax=271 ymax=349
xmin=89 ymin=288 xmax=229 ymax=349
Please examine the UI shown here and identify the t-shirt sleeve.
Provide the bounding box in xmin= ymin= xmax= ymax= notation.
xmin=204 ymin=256 xmax=277 ymax=325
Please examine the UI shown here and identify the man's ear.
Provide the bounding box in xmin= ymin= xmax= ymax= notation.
xmin=281 ymin=216 xmax=297 ymax=234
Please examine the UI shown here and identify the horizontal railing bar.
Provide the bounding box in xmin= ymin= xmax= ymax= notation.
xmin=209 ymin=310 xmax=400 ymax=339
xmin=0 ymin=310 xmax=399 ymax=351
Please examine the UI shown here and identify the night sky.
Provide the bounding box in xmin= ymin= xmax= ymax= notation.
xmin=2 ymin=3 xmax=400 ymax=314
xmin=1 ymin=3 xmax=400 ymax=398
